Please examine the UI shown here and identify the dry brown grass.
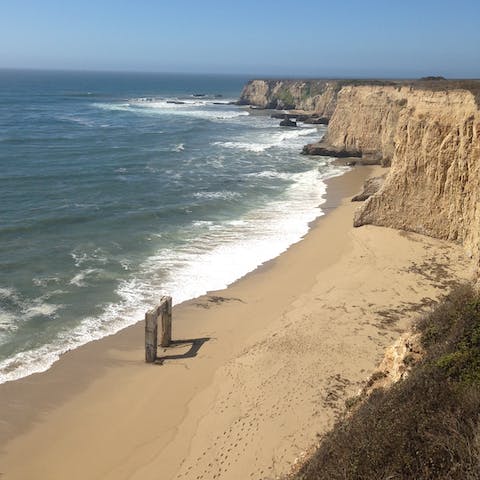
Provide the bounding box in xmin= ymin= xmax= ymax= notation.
xmin=292 ymin=284 xmax=480 ymax=480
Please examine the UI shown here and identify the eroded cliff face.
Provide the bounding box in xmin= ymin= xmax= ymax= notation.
xmin=324 ymin=86 xmax=406 ymax=164
xmin=349 ymin=87 xmax=480 ymax=273
xmin=238 ymin=80 xmax=340 ymax=116
xmin=239 ymin=80 xmax=480 ymax=273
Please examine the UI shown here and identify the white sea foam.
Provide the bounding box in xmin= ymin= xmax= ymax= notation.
xmin=0 ymin=287 xmax=18 ymax=300
xmin=24 ymin=302 xmax=62 ymax=319
xmin=214 ymin=127 xmax=318 ymax=153
xmin=216 ymin=141 xmax=267 ymax=153
xmin=192 ymin=220 xmax=214 ymax=228
xmin=132 ymin=97 xmax=237 ymax=106
xmin=0 ymin=308 xmax=18 ymax=336
xmin=193 ymin=191 xmax=241 ymax=201
xmin=93 ymin=100 xmax=249 ymax=121
xmin=70 ymin=247 xmax=108 ymax=268
xmin=69 ymin=269 xmax=100 ymax=287
xmin=173 ymin=143 xmax=185 ymax=152
xmin=0 ymin=288 xmax=21 ymax=340
xmin=0 ymin=288 xmax=63 ymax=346
xmin=226 ymin=220 xmax=247 ymax=227
xmin=32 ymin=276 xmax=61 ymax=287
xmin=1 ymin=303 xmax=19 ymax=345
xmin=245 ymin=170 xmax=295 ymax=180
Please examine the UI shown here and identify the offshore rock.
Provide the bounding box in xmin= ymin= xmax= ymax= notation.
xmin=271 ymin=113 xmax=329 ymax=124
xmin=303 ymin=116 xmax=329 ymax=125
xmin=271 ymin=113 xmax=292 ymax=119
xmin=280 ymin=118 xmax=297 ymax=127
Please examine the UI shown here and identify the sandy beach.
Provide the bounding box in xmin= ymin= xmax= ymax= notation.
xmin=0 ymin=165 xmax=471 ymax=480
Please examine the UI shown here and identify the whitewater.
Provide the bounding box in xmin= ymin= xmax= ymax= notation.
xmin=0 ymin=70 xmax=346 ymax=383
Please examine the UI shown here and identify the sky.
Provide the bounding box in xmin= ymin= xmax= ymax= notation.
xmin=1 ymin=0 xmax=479 ymax=78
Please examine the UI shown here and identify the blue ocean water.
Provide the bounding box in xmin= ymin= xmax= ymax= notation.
xmin=0 ymin=70 xmax=345 ymax=383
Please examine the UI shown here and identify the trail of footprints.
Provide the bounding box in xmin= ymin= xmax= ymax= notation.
xmin=174 ymin=335 xmax=342 ymax=480
xmin=174 ymin=243 xmax=465 ymax=480
xmin=175 ymin=390 xmax=264 ymax=479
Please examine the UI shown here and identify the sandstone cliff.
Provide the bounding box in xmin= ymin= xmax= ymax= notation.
xmin=237 ymin=79 xmax=341 ymax=117
xmin=352 ymin=86 xmax=480 ymax=273
xmin=321 ymin=86 xmax=406 ymax=165
xmin=239 ymin=79 xmax=480 ymax=275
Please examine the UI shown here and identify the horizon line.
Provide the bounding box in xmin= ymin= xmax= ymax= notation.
xmin=2 ymin=66 xmax=477 ymax=81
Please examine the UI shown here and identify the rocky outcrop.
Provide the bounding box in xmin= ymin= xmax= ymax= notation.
xmin=237 ymin=80 xmax=341 ymax=117
xmin=302 ymin=143 xmax=362 ymax=157
xmin=272 ymin=113 xmax=329 ymax=124
xmin=303 ymin=116 xmax=329 ymax=125
xmin=352 ymin=174 xmax=386 ymax=202
xmin=280 ymin=118 xmax=297 ymax=127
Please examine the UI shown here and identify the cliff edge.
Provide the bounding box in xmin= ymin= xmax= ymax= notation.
xmin=351 ymin=85 xmax=480 ymax=275
xmin=237 ymin=79 xmax=341 ymax=117
xmin=240 ymin=79 xmax=480 ymax=275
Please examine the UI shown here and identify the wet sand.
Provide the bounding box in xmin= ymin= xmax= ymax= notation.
xmin=0 ymin=165 xmax=471 ymax=480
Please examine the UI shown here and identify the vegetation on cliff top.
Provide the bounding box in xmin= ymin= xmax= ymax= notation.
xmin=293 ymin=284 xmax=480 ymax=480
xmin=276 ymin=87 xmax=296 ymax=109
xmin=242 ymin=78 xmax=480 ymax=108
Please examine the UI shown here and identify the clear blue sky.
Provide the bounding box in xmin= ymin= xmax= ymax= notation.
xmin=1 ymin=0 xmax=479 ymax=77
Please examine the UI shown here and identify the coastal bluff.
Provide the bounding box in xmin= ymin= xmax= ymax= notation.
xmin=351 ymin=85 xmax=480 ymax=276
xmin=237 ymin=79 xmax=340 ymax=116
xmin=240 ymin=78 xmax=480 ymax=275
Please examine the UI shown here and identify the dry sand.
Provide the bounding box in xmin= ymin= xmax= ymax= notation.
xmin=0 ymin=166 xmax=471 ymax=480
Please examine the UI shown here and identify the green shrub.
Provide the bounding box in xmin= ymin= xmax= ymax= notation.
xmin=277 ymin=89 xmax=295 ymax=108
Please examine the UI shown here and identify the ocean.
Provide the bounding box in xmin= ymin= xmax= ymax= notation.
xmin=0 ymin=70 xmax=346 ymax=383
